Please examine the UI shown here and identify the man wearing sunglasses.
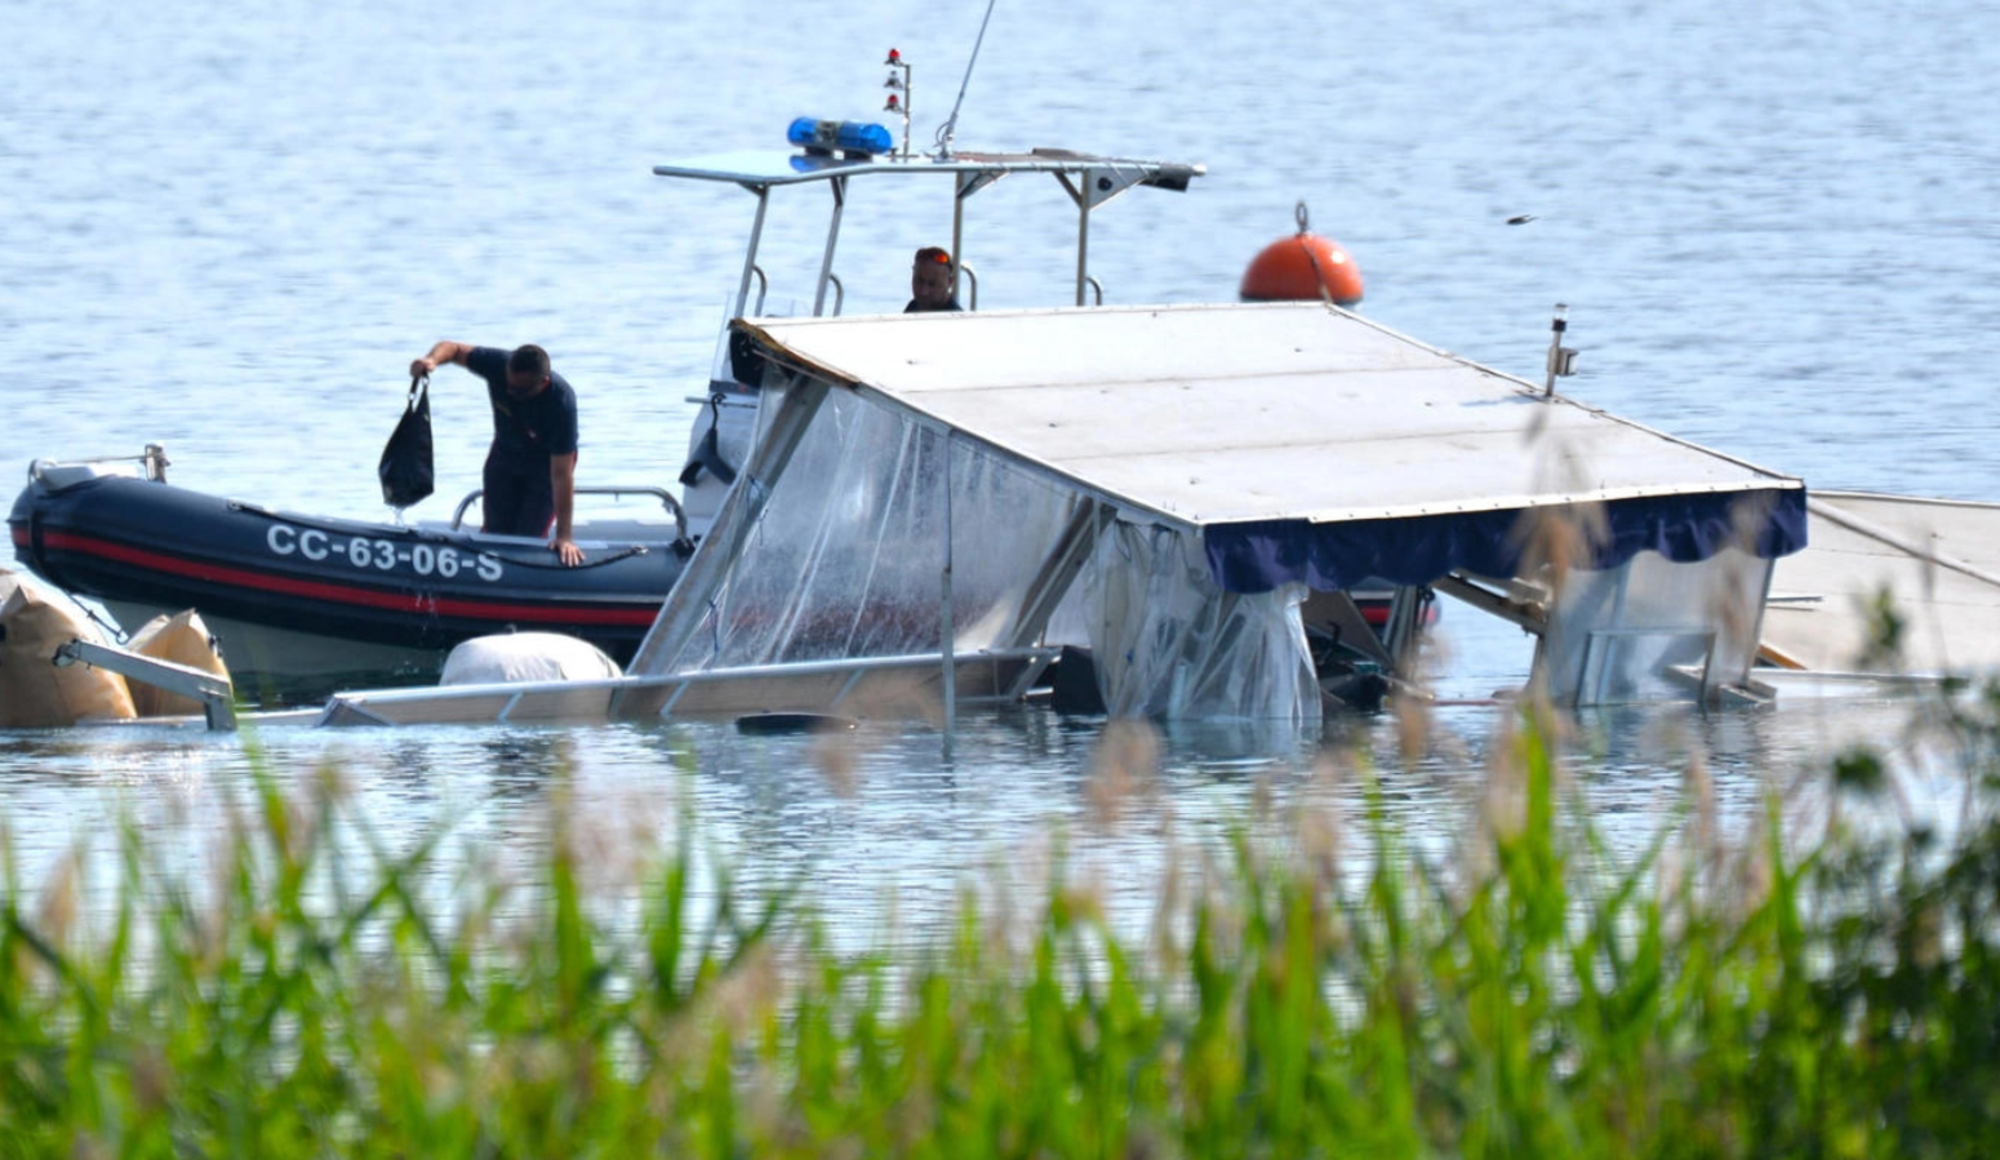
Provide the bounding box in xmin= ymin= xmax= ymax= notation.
xmin=905 ymin=246 xmax=964 ymax=313
xmin=408 ymin=340 xmax=585 ymax=566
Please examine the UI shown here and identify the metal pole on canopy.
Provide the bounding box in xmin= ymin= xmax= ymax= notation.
xmin=952 ymin=178 xmax=967 ymax=307
xmin=940 ymin=431 xmax=957 ymax=747
xmin=734 ymin=185 xmax=770 ymax=318
xmin=812 ymin=175 xmax=848 ymax=317
xmin=1075 ymin=193 xmax=1090 ymax=307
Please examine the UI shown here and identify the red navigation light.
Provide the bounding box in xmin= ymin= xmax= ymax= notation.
xmin=885 ymin=48 xmax=902 ymax=64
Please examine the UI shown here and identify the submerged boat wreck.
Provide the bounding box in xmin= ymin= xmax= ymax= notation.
xmin=5 ymin=97 xmax=1837 ymax=728
xmin=316 ymin=301 xmax=1809 ymax=727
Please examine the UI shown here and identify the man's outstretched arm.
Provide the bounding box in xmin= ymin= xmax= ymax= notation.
xmin=410 ymin=341 xmax=473 ymax=378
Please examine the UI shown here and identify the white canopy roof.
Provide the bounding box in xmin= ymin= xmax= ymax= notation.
xmin=739 ymin=302 xmax=1800 ymax=529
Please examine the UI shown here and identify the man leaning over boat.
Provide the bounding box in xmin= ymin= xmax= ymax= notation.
xmin=409 ymin=341 xmax=585 ymax=567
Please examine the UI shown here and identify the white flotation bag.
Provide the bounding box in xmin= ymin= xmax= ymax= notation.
xmin=126 ymin=608 xmax=233 ymax=719
xmin=0 ymin=568 xmax=137 ymax=727
xmin=438 ymin=632 xmax=624 ymax=686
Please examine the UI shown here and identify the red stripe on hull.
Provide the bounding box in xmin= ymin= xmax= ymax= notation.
xmin=27 ymin=529 xmax=659 ymax=627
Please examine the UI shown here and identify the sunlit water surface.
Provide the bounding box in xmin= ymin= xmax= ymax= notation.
xmin=4 ymin=0 xmax=1997 ymax=933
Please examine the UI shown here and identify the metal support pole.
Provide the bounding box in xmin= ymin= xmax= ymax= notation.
xmin=1382 ymin=585 xmax=1428 ymax=683
xmin=734 ymin=187 xmax=771 ymax=318
xmin=1075 ymin=191 xmax=1091 ymax=306
xmin=812 ymin=175 xmax=848 ymax=317
xmin=940 ymin=431 xmax=957 ymax=739
xmin=952 ymin=181 xmax=967 ymax=307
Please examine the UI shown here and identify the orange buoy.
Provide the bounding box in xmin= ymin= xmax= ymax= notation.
xmin=1239 ymin=202 xmax=1363 ymax=308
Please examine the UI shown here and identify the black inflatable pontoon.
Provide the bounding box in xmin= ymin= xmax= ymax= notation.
xmin=10 ymin=458 xmax=692 ymax=697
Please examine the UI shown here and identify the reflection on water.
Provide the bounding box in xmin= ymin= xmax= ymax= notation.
xmin=481 ymin=733 xmax=583 ymax=799
xmin=3 ymin=691 xmax=1970 ymax=955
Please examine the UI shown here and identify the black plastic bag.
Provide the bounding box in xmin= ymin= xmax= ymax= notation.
xmin=378 ymin=376 xmax=434 ymax=509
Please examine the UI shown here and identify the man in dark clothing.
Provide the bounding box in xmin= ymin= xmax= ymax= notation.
xmin=409 ymin=340 xmax=584 ymax=566
xmin=905 ymin=245 xmax=964 ymax=312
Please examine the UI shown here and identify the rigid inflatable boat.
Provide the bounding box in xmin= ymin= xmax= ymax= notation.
xmin=9 ymin=450 xmax=695 ymax=698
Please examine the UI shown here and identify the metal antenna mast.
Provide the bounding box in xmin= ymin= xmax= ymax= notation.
xmin=933 ymin=0 xmax=999 ymax=160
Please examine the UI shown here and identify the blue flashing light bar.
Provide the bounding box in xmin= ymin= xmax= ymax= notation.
xmin=787 ymin=117 xmax=894 ymax=157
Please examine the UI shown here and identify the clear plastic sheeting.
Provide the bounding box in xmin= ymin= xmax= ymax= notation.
xmin=677 ymin=393 xmax=759 ymax=539
xmin=1540 ymin=546 xmax=1773 ymax=705
xmin=1081 ymin=521 xmax=1320 ymax=722
xmin=658 ymin=385 xmax=1079 ymax=674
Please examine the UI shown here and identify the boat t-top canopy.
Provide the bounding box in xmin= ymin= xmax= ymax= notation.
xmin=653 ymin=146 xmax=1205 ymax=317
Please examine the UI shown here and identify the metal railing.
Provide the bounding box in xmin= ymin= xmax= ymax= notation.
xmin=450 ymin=485 xmax=689 ymax=542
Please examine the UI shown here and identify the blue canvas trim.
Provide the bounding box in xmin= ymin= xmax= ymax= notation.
xmin=1203 ymin=487 xmax=1809 ymax=595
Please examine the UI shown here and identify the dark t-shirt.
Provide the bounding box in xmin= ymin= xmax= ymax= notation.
xmin=904 ymin=299 xmax=964 ymax=313
xmin=465 ymin=347 xmax=579 ymax=466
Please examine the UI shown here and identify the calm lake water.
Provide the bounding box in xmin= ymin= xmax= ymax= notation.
xmin=4 ymin=0 xmax=1997 ymax=929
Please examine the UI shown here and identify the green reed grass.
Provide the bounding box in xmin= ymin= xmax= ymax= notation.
xmin=4 ymin=695 xmax=1999 ymax=1158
